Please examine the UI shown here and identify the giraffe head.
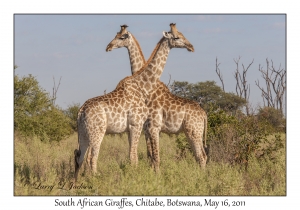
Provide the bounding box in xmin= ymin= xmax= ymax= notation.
xmin=106 ymin=25 xmax=132 ymax=52
xmin=163 ymin=23 xmax=194 ymax=52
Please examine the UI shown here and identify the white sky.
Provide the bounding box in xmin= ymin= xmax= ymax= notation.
xmin=2 ymin=0 xmax=299 ymax=209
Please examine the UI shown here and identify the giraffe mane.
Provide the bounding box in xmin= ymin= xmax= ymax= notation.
xmin=133 ymin=36 xmax=165 ymax=77
xmin=115 ymin=36 xmax=165 ymax=88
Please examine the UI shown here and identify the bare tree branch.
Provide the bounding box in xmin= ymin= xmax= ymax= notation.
xmin=256 ymin=58 xmax=286 ymax=114
xmin=167 ymin=73 xmax=172 ymax=88
xmin=233 ymin=56 xmax=253 ymax=116
xmin=215 ymin=57 xmax=225 ymax=91
xmin=52 ymin=76 xmax=62 ymax=105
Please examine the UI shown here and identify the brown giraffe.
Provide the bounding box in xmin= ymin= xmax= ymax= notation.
xmin=106 ymin=24 xmax=207 ymax=171
xmin=74 ymin=23 xmax=194 ymax=181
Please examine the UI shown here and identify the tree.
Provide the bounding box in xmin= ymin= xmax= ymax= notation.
xmin=215 ymin=57 xmax=225 ymax=91
xmin=169 ymin=81 xmax=190 ymax=98
xmin=170 ymin=80 xmax=246 ymax=113
xmin=14 ymin=73 xmax=73 ymax=141
xmin=64 ymin=103 xmax=81 ymax=131
xmin=233 ymin=56 xmax=254 ymax=116
xmin=51 ymin=76 xmax=62 ymax=105
xmin=255 ymin=58 xmax=286 ymax=115
xmin=214 ymin=57 xmax=254 ymax=116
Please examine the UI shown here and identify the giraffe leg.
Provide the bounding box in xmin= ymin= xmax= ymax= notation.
xmin=74 ymin=136 xmax=89 ymax=182
xmin=128 ymin=125 xmax=143 ymax=165
xmin=86 ymin=147 xmax=92 ymax=170
xmin=184 ymin=125 xmax=207 ymax=168
xmin=127 ymin=131 xmax=131 ymax=159
xmin=89 ymin=129 xmax=105 ymax=174
xmin=76 ymin=108 xmax=107 ymax=180
xmin=148 ymin=126 xmax=160 ymax=172
xmin=144 ymin=121 xmax=153 ymax=160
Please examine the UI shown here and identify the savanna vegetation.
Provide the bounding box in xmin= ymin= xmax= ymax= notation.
xmin=14 ymin=59 xmax=286 ymax=196
xmin=14 ymin=132 xmax=285 ymax=196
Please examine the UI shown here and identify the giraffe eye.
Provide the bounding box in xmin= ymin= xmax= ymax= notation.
xmin=120 ymin=34 xmax=129 ymax=40
xmin=173 ymin=37 xmax=179 ymax=40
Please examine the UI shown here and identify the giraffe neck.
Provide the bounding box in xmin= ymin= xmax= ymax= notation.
xmin=127 ymin=35 xmax=146 ymax=75
xmin=133 ymin=37 xmax=170 ymax=94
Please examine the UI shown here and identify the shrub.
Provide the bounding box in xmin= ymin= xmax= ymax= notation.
xmin=206 ymin=104 xmax=238 ymax=164
xmin=257 ymin=107 xmax=285 ymax=131
xmin=207 ymin=106 xmax=283 ymax=169
xmin=64 ymin=103 xmax=81 ymax=132
xmin=14 ymin=74 xmax=73 ymax=142
xmin=175 ymin=133 xmax=192 ymax=159
xmin=175 ymin=103 xmax=284 ymax=170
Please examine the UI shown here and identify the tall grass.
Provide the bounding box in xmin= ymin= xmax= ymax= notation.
xmin=14 ymin=132 xmax=285 ymax=196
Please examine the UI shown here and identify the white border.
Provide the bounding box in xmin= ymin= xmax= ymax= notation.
xmin=3 ymin=0 xmax=296 ymax=209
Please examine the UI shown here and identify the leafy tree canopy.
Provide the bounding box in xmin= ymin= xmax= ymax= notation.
xmin=14 ymin=74 xmax=73 ymax=142
xmin=170 ymin=80 xmax=246 ymax=113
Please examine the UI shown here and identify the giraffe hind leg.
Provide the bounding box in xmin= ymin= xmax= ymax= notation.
xmin=144 ymin=123 xmax=153 ymax=160
xmin=184 ymin=127 xmax=207 ymax=168
xmin=74 ymin=142 xmax=89 ymax=182
xmin=89 ymin=136 xmax=104 ymax=174
xmin=86 ymin=147 xmax=92 ymax=170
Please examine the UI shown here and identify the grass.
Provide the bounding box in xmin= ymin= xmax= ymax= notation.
xmin=14 ymin=132 xmax=286 ymax=196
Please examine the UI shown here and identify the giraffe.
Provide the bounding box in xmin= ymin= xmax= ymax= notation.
xmin=106 ymin=24 xmax=146 ymax=75
xmin=106 ymin=24 xmax=208 ymax=171
xmin=74 ymin=23 xmax=195 ymax=181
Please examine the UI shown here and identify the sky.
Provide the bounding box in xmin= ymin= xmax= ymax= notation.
xmin=14 ymin=14 xmax=286 ymax=111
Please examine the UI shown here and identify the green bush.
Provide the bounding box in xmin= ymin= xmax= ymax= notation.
xmin=207 ymin=105 xmax=283 ymax=169
xmin=14 ymin=74 xmax=73 ymax=142
xmin=206 ymin=104 xmax=238 ymax=164
xmin=257 ymin=107 xmax=285 ymax=131
xmin=175 ymin=133 xmax=192 ymax=159
xmin=171 ymin=81 xmax=246 ymax=113
xmin=64 ymin=103 xmax=81 ymax=132
xmin=175 ymin=103 xmax=284 ymax=170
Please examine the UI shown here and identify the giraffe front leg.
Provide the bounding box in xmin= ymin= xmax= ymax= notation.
xmin=148 ymin=126 xmax=160 ymax=172
xmin=128 ymin=125 xmax=143 ymax=165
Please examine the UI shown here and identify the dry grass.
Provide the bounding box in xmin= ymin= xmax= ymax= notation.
xmin=14 ymin=132 xmax=286 ymax=196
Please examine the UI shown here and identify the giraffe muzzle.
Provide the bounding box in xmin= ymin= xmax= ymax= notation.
xmin=106 ymin=44 xmax=113 ymax=52
xmin=187 ymin=44 xmax=194 ymax=52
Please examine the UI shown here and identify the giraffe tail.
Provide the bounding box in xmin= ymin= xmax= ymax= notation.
xmin=74 ymin=148 xmax=81 ymax=181
xmin=74 ymin=108 xmax=83 ymax=182
xmin=74 ymin=149 xmax=81 ymax=168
